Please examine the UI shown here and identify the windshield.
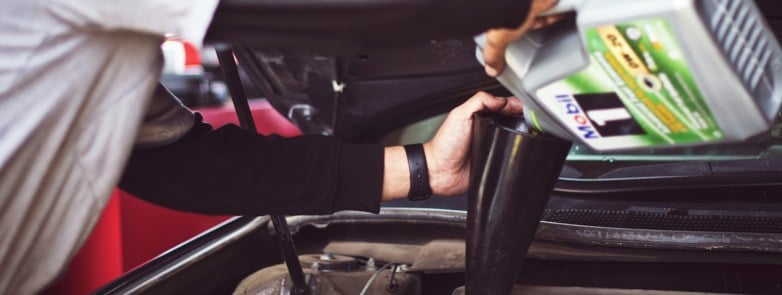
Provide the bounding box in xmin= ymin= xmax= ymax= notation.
xmin=381 ymin=113 xmax=782 ymax=181
xmin=564 ymin=118 xmax=782 ymax=179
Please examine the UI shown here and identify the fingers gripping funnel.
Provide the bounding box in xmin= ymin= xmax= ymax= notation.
xmin=465 ymin=114 xmax=572 ymax=295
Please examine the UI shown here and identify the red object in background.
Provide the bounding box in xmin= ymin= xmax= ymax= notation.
xmin=42 ymin=192 xmax=125 ymax=295
xmin=45 ymin=100 xmax=300 ymax=294
xmin=196 ymin=100 xmax=302 ymax=137
xmin=118 ymin=194 xmax=230 ymax=271
xmin=182 ymin=41 xmax=202 ymax=70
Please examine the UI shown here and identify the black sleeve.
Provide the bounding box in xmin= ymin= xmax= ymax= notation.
xmin=118 ymin=113 xmax=385 ymax=216
xmin=206 ymin=0 xmax=533 ymax=49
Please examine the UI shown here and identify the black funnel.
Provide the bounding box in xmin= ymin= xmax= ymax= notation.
xmin=464 ymin=114 xmax=571 ymax=295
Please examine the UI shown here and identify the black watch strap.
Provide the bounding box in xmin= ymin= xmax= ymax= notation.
xmin=404 ymin=144 xmax=433 ymax=201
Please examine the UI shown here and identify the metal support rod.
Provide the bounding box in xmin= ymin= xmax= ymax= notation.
xmin=270 ymin=215 xmax=309 ymax=294
xmin=216 ymin=46 xmax=309 ymax=295
xmin=215 ymin=47 xmax=256 ymax=131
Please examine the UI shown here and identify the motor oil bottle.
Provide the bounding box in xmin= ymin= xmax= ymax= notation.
xmin=476 ymin=0 xmax=782 ymax=151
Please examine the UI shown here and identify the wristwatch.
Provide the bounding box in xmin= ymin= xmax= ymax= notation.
xmin=403 ymin=144 xmax=433 ymax=201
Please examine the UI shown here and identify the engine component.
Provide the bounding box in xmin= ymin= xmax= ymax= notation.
xmin=233 ymin=255 xmax=420 ymax=295
xmin=299 ymin=254 xmax=360 ymax=272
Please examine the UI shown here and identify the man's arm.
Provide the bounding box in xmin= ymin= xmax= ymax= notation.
xmin=119 ymin=88 xmax=521 ymax=215
xmin=120 ymin=113 xmax=385 ymax=216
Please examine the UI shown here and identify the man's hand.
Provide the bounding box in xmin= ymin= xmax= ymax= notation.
xmin=483 ymin=0 xmax=563 ymax=77
xmin=424 ymin=92 xmax=523 ymax=196
xmin=382 ymin=92 xmax=523 ymax=200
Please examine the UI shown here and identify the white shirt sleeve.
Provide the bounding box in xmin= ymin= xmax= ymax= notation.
xmin=49 ymin=0 xmax=220 ymax=47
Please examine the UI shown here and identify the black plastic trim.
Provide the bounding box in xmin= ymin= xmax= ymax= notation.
xmin=556 ymin=171 xmax=782 ymax=195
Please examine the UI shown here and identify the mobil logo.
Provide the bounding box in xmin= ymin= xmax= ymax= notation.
xmin=556 ymin=94 xmax=600 ymax=139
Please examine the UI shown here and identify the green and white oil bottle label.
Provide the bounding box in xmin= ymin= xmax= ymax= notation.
xmin=537 ymin=18 xmax=723 ymax=150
